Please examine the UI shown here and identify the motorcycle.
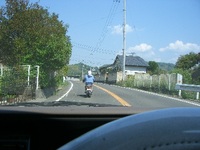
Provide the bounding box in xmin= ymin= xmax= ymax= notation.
xmin=85 ymin=84 xmax=93 ymax=98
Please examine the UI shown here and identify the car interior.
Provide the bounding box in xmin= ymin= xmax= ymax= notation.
xmin=0 ymin=106 xmax=136 ymax=150
xmin=0 ymin=106 xmax=200 ymax=150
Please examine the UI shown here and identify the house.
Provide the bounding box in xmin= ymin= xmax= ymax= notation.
xmin=114 ymin=55 xmax=149 ymax=75
xmin=97 ymin=55 xmax=149 ymax=82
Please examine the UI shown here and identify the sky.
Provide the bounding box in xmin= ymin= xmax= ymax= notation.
xmin=1 ymin=0 xmax=200 ymax=67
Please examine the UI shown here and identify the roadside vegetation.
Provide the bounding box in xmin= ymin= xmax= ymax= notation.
xmin=117 ymin=52 xmax=200 ymax=100
xmin=0 ymin=0 xmax=71 ymax=101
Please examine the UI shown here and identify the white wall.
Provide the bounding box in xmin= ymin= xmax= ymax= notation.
xmin=97 ymin=66 xmax=147 ymax=83
xmin=125 ymin=66 xmax=146 ymax=75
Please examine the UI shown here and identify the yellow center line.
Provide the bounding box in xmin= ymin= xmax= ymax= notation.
xmin=94 ymin=84 xmax=131 ymax=107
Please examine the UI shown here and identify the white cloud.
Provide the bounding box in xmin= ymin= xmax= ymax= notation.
xmin=111 ymin=25 xmax=122 ymax=34
xmin=125 ymin=43 xmax=155 ymax=62
xmin=128 ymin=43 xmax=153 ymax=52
xmin=159 ymin=40 xmax=200 ymax=52
xmin=111 ymin=24 xmax=133 ymax=34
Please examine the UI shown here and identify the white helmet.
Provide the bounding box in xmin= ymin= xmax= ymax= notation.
xmin=88 ymin=70 xmax=92 ymax=76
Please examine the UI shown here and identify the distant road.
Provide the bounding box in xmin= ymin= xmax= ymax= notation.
xmin=62 ymin=80 xmax=200 ymax=108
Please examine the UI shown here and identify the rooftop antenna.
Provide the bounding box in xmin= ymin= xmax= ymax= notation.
xmin=127 ymin=52 xmax=135 ymax=56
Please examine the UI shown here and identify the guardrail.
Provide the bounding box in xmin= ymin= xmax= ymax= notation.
xmin=175 ymin=84 xmax=200 ymax=99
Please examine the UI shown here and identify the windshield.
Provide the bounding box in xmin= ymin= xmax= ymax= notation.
xmin=0 ymin=0 xmax=200 ymax=110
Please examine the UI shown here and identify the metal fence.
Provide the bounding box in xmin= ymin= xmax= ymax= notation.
xmin=175 ymin=84 xmax=200 ymax=100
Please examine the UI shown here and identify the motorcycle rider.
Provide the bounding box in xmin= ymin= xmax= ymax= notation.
xmin=83 ymin=70 xmax=95 ymax=93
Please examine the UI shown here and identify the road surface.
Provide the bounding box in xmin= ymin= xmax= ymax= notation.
xmin=62 ymin=80 xmax=200 ymax=108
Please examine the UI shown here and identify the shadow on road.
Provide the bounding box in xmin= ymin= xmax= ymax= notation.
xmin=77 ymin=94 xmax=89 ymax=98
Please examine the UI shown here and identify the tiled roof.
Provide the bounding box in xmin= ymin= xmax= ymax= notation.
xmin=116 ymin=55 xmax=149 ymax=67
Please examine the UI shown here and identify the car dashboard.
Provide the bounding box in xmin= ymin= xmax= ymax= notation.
xmin=0 ymin=106 xmax=149 ymax=150
xmin=1 ymin=106 xmax=200 ymax=150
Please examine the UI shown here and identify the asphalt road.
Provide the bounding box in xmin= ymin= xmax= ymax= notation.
xmin=61 ymin=80 xmax=200 ymax=108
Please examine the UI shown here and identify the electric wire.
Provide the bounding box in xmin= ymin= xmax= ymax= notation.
xmin=90 ymin=0 xmax=120 ymax=55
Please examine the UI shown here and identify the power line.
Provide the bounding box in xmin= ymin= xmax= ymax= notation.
xmin=70 ymin=1 xmax=121 ymax=66
xmin=72 ymin=42 xmax=118 ymax=55
xmin=90 ymin=0 xmax=120 ymax=55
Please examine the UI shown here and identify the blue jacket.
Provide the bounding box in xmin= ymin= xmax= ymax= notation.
xmin=83 ymin=75 xmax=95 ymax=84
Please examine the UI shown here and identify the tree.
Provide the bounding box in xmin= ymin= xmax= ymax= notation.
xmin=175 ymin=52 xmax=199 ymax=70
xmin=174 ymin=52 xmax=200 ymax=85
xmin=0 ymin=0 xmax=72 ymax=87
xmin=191 ymin=65 xmax=200 ymax=85
xmin=147 ymin=61 xmax=159 ymax=75
xmin=171 ymin=68 xmax=192 ymax=84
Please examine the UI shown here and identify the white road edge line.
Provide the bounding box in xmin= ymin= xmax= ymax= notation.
xmin=122 ymin=85 xmax=200 ymax=107
xmin=55 ymin=81 xmax=73 ymax=101
xmin=97 ymin=83 xmax=200 ymax=107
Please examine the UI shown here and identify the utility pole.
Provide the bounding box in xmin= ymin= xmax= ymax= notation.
xmin=122 ymin=0 xmax=126 ymax=81
xmin=82 ymin=64 xmax=84 ymax=80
